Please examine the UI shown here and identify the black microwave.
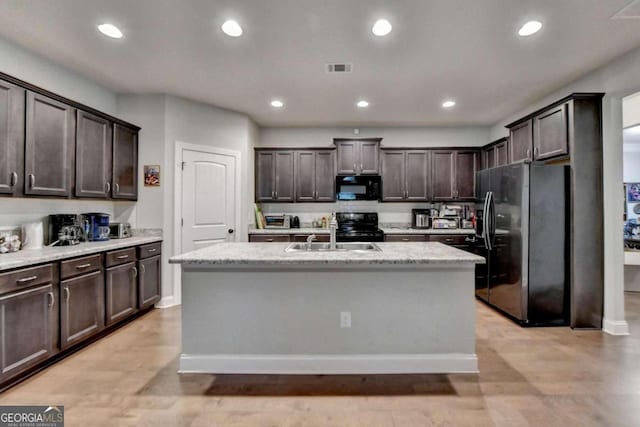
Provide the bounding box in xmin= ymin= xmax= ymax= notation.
xmin=335 ymin=175 xmax=381 ymax=201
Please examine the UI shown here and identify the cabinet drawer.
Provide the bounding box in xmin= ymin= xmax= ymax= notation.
xmin=105 ymin=248 xmax=137 ymax=267
xmin=291 ymin=234 xmax=330 ymax=242
xmin=60 ymin=254 xmax=102 ymax=280
xmin=429 ymin=235 xmax=469 ymax=245
xmin=249 ymin=234 xmax=291 ymax=243
xmin=0 ymin=264 xmax=54 ymax=296
xmin=139 ymin=242 xmax=162 ymax=259
xmin=384 ymin=234 xmax=427 ymax=242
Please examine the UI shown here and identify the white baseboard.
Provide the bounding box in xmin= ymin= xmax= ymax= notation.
xmin=179 ymin=353 xmax=478 ymax=375
xmin=603 ymin=318 xmax=630 ymax=335
xmin=155 ymin=296 xmax=180 ymax=308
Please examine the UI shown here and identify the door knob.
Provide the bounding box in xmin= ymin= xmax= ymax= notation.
xmin=228 ymin=229 xmax=235 ymax=234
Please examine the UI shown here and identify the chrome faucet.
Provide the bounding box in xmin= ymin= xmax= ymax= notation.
xmin=329 ymin=213 xmax=338 ymax=250
xmin=306 ymin=234 xmax=317 ymax=251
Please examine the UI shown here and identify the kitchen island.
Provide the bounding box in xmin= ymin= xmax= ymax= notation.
xmin=170 ymin=242 xmax=484 ymax=374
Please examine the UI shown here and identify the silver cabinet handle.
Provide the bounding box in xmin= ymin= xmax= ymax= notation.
xmin=360 ymin=163 xmax=363 ymax=171
xmin=116 ymin=254 xmax=129 ymax=259
xmin=10 ymin=172 xmax=17 ymax=187
xmin=115 ymin=183 xmax=120 ymax=194
xmin=274 ymin=191 xmax=278 ymax=199
xmin=402 ymin=238 xmax=410 ymax=242
xmin=105 ymin=182 xmax=111 ymax=194
xmin=534 ymin=147 xmax=539 ymax=159
xmin=132 ymin=266 xmax=138 ymax=277
xmin=526 ymin=148 xmax=531 ymax=161
xmin=148 ymin=248 xmax=157 ymax=253
xmin=28 ymin=174 xmax=35 ymax=188
xmin=64 ymin=287 xmax=70 ymax=300
xmin=47 ymin=291 xmax=55 ymax=307
xmin=17 ymin=275 xmax=38 ymax=284
xmin=353 ymin=163 xmax=357 ymax=172
xmin=141 ymin=264 xmax=146 ymax=274
xmin=75 ymin=263 xmax=92 ymax=269
xmin=266 ymin=238 xmax=274 ymax=242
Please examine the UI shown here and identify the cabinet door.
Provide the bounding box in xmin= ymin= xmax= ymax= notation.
xmin=509 ymin=120 xmax=533 ymax=163
xmin=112 ymin=124 xmax=138 ymax=200
xmin=274 ymin=151 xmax=295 ymax=201
xmin=256 ymin=151 xmax=275 ymax=201
xmin=295 ymin=151 xmax=315 ymax=202
xmin=106 ymin=262 xmax=138 ymax=326
xmin=336 ymin=141 xmax=358 ymax=175
xmin=0 ymin=80 xmax=25 ymax=195
xmin=533 ymin=103 xmax=569 ymax=160
xmin=314 ymin=151 xmax=335 ymax=201
xmin=76 ymin=111 xmax=112 ymax=198
xmin=485 ymin=146 xmax=496 ymax=169
xmin=0 ymin=284 xmax=56 ymax=383
xmin=495 ymin=140 xmax=509 ymax=166
xmin=60 ymin=270 xmax=105 ymax=349
xmin=381 ymin=151 xmax=406 ymax=201
xmin=454 ymin=151 xmax=478 ymax=200
xmin=24 ymin=92 xmax=75 ymax=196
xmin=431 ymin=151 xmax=455 ymax=201
xmin=138 ymin=255 xmax=161 ymax=309
xmin=359 ymin=141 xmax=380 ymax=174
xmin=405 ymin=150 xmax=430 ymax=201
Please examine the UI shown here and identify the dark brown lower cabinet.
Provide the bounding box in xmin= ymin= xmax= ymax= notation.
xmin=60 ymin=270 xmax=105 ymax=349
xmin=138 ymin=256 xmax=161 ymax=309
xmin=0 ymin=283 xmax=57 ymax=383
xmin=106 ymin=262 xmax=138 ymax=326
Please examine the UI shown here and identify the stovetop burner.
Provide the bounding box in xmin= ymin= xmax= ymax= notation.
xmin=336 ymin=212 xmax=384 ymax=242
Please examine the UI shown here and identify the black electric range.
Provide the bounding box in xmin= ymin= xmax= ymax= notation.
xmin=336 ymin=212 xmax=385 ymax=242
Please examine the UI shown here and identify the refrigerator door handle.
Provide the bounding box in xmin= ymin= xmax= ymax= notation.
xmin=483 ymin=192 xmax=493 ymax=250
xmin=490 ymin=191 xmax=497 ymax=246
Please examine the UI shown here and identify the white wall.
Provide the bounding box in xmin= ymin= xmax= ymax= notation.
xmin=259 ymin=126 xmax=490 ymax=148
xmin=490 ymin=45 xmax=640 ymax=335
xmin=623 ymin=92 xmax=640 ymax=128
xmin=0 ymin=37 xmax=116 ymax=115
xmin=624 ymin=151 xmax=640 ymax=183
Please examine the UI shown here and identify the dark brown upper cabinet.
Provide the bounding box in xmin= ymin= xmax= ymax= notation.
xmin=533 ymin=103 xmax=569 ymax=160
xmin=75 ymin=111 xmax=113 ymax=198
xmin=0 ymin=79 xmax=25 ymax=196
xmin=481 ymin=138 xmax=509 ymax=170
xmin=509 ymin=120 xmax=533 ymax=163
xmin=431 ymin=150 xmax=478 ymax=201
xmin=255 ymin=150 xmax=295 ymax=202
xmin=335 ymin=138 xmax=380 ymax=175
xmin=295 ymin=150 xmax=335 ymax=202
xmin=24 ymin=91 xmax=75 ymax=197
xmin=381 ymin=150 xmax=430 ymax=202
xmin=112 ymin=124 xmax=138 ymax=200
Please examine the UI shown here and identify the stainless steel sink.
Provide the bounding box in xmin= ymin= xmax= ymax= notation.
xmin=285 ymin=242 xmax=382 ymax=253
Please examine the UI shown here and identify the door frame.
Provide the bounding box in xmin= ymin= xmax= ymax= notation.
xmin=173 ymin=141 xmax=242 ymax=305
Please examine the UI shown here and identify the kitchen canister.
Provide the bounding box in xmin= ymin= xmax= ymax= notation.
xmin=22 ymin=221 xmax=44 ymax=250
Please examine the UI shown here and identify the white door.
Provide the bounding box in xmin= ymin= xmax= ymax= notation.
xmin=181 ymin=148 xmax=237 ymax=253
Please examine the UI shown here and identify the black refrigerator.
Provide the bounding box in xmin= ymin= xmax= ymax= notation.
xmin=472 ymin=163 xmax=569 ymax=326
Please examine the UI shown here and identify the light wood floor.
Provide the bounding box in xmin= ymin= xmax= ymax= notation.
xmin=3 ymin=295 xmax=640 ymax=426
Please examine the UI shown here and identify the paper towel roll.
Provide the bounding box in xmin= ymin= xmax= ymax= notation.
xmin=22 ymin=222 xmax=43 ymax=250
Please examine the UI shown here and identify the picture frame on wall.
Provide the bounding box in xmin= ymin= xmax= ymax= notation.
xmin=144 ymin=165 xmax=160 ymax=187
xmin=628 ymin=183 xmax=640 ymax=203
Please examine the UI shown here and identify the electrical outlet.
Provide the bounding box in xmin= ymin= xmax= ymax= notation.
xmin=340 ymin=311 xmax=351 ymax=328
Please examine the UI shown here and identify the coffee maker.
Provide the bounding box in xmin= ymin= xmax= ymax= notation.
xmin=412 ymin=209 xmax=432 ymax=229
xmin=82 ymin=213 xmax=111 ymax=242
xmin=48 ymin=214 xmax=84 ymax=246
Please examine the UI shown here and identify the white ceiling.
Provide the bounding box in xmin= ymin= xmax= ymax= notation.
xmin=0 ymin=0 xmax=639 ymax=126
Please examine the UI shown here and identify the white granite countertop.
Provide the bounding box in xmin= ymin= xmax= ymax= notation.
xmin=170 ymin=242 xmax=485 ymax=266
xmin=0 ymin=236 xmax=163 ymax=272
xmin=249 ymin=227 xmax=330 ymax=235
xmin=381 ymin=227 xmax=475 ymax=235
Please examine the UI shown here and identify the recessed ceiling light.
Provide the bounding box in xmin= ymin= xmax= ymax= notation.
xmin=518 ymin=20 xmax=543 ymax=37
xmin=357 ymin=100 xmax=370 ymax=108
xmin=442 ymin=100 xmax=456 ymax=108
xmin=97 ymin=23 xmax=123 ymax=39
xmin=270 ymin=100 xmax=284 ymax=108
xmin=221 ymin=20 xmax=243 ymax=37
xmin=372 ymin=19 xmax=392 ymax=36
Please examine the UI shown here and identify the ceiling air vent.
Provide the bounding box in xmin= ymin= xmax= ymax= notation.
xmin=612 ymin=0 xmax=640 ymax=19
xmin=326 ymin=63 xmax=353 ymax=73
